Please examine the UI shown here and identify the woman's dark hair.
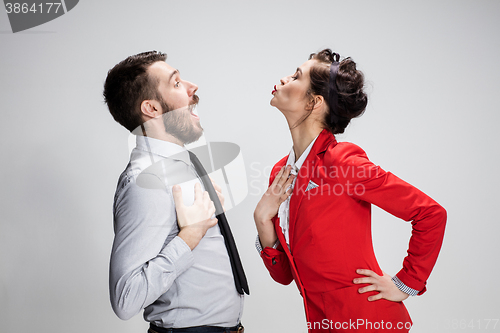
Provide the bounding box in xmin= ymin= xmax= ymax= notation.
xmin=308 ymin=49 xmax=367 ymax=134
xmin=103 ymin=51 xmax=167 ymax=132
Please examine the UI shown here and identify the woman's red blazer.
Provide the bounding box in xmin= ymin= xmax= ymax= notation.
xmin=260 ymin=129 xmax=447 ymax=332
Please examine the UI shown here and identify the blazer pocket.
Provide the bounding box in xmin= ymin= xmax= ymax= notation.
xmin=305 ymin=180 xmax=319 ymax=192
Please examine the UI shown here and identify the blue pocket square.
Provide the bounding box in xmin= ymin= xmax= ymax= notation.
xmin=305 ymin=180 xmax=319 ymax=192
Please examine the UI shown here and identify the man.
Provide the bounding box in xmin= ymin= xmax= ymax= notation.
xmin=104 ymin=51 xmax=247 ymax=333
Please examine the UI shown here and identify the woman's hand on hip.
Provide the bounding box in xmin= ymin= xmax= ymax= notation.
xmin=353 ymin=269 xmax=409 ymax=302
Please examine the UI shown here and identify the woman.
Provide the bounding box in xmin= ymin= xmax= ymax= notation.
xmin=254 ymin=49 xmax=446 ymax=332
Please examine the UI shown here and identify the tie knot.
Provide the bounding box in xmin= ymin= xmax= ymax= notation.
xmin=188 ymin=151 xmax=206 ymax=176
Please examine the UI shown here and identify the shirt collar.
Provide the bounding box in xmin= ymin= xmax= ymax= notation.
xmin=135 ymin=135 xmax=191 ymax=165
xmin=286 ymin=134 xmax=320 ymax=172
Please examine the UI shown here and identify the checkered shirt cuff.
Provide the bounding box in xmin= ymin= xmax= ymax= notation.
xmin=392 ymin=275 xmax=419 ymax=296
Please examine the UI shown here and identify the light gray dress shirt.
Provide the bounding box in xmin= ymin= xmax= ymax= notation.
xmin=110 ymin=136 xmax=243 ymax=327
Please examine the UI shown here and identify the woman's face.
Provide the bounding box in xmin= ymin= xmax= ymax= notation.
xmin=270 ymin=59 xmax=318 ymax=115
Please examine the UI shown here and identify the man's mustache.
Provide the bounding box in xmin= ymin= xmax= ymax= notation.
xmin=190 ymin=94 xmax=199 ymax=106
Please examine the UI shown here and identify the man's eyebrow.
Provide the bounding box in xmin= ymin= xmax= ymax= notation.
xmin=169 ymin=70 xmax=180 ymax=83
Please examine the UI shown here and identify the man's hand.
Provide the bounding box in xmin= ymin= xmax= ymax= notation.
xmin=353 ymin=269 xmax=409 ymax=302
xmin=173 ymin=183 xmax=218 ymax=250
xmin=210 ymin=177 xmax=225 ymax=211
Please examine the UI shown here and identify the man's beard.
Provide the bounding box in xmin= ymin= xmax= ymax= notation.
xmin=160 ymin=95 xmax=203 ymax=145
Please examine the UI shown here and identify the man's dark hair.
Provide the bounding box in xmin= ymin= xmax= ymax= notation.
xmin=103 ymin=51 xmax=167 ymax=132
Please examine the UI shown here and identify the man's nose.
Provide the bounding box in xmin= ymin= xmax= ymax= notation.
xmin=187 ymin=81 xmax=198 ymax=96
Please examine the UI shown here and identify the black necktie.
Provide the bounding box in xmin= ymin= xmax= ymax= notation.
xmin=188 ymin=151 xmax=249 ymax=295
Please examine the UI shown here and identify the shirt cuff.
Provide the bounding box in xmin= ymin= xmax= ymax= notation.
xmin=392 ymin=275 xmax=419 ymax=296
xmin=159 ymin=236 xmax=195 ymax=277
xmin=255 ymin=235 xmax=279 ymax=253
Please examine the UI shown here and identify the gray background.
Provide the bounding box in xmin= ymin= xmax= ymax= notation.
xmin=1 ymin=0 xmax=499 ymax=332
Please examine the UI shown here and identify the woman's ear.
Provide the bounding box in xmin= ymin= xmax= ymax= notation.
xmin=140 ymin=100 xmax=162 ymax=119
xmin=312 ymin=95 xmax=325 ymax=111
xmin=305 ymin=95 xmax=325 ymax=112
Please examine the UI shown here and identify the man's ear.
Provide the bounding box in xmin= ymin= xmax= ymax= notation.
xmin=140 ymin=100 xmax=162 ymax=119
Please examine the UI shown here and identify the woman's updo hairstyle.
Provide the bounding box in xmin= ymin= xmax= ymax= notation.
xmin=308 ymin=49 xmax=367 ymax=134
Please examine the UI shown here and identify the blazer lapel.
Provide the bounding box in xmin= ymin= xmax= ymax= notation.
xmin=288 ymin=129 xmax=337 ymax=248
xmin=269 ymin=156 xmax=288 ymax=243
